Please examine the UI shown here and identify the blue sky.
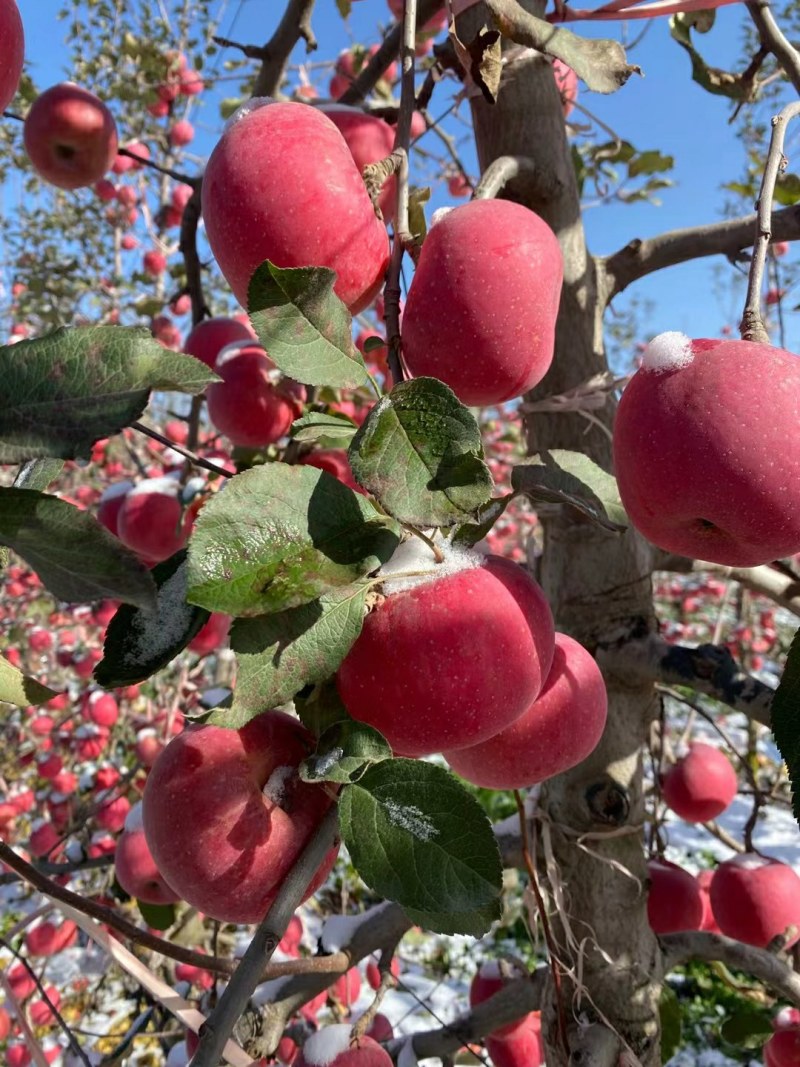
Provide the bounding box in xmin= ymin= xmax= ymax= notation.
xmin=12 ymin=0 xmax=797 ymax=352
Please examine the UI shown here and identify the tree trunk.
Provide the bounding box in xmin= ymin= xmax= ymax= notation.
xmin=456 ymin=4 xmax=664 ymax=1061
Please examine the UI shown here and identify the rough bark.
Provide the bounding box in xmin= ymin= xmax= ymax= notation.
xmin=455 ymin=2 xmax=663 ymax=1061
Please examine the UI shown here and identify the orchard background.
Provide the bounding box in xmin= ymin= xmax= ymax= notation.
xmin=3 ymin=0 xmax=800 ymax=1066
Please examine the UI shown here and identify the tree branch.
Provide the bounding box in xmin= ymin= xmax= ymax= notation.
xmin=746 ymin=0 xmax=800 ymax=96
xmin=601 ymin=203 xmax=800 ymax=301
xmin=252 ymin=0 xmax=318 ymax=99
xmin=191 ymin=806 xmax=340 ymax=1067
xmin=662 ymin=930 xmax=800 ymax=1004
xmin=597 ymin=634 xmax=774 ymax=725
xmin=655 ymin=554 xmax=800 ymax=619
xmin=472 ymin=154 xmax=562 ymax=202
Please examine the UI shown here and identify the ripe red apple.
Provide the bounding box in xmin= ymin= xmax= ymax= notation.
xmin=115 ymin=826 xmax=181 ymax=905
xmin=646 ymin=859 xmax=704 ymax=934
xmin=445 ymin=632 xmax=607 ymax=789
xmin=169 ymin=119 xmax=194 ymax=147
xmin=183 ymin=315 xmax=254 ymax=368
xmin=365 ymin=1014 xmax=394 ymax=1042
xmin=25 ymin=919 xmax=77 ymax=957
xmin=206 ymin=342 xmax=305 ymax=448
xmin=486 ymin=1013 xmax=543 ymax=1067
xmin=330 ymin=967 xmax=362 ymax=1008
xmin=116 ymin=476 xmax=192 ymax=562
xmin=401 ymin=200 xmax=563 ymax=405
xmin=29 ymin=820 xmax=60 ymax=857
xmin=278 ymin=914 xmax=304 ymax=955
xmin=143 ymin=249 xmax=167 ymax=277
xmin=299 ymin=450 xmax=362 ymax=493
xmin=96 ymin=794 xmax=130 ymax=833
xmin=338 ymin=547 xmax=554 ymax=757
xmin=8 ymin=961 xmax=36 ymax=999
xmin=469 ymin=962 xmax=530 ymax=1038
xmin=296 ymin=1025 xmax=392 ymax=1067
xmin=710 ymin=854 xmax=800 ymax=948
xmin=661 ymin=742 xmax=738 ymax=823
xmin=188 ymin=612 xmax=231 ymax=656
xmin=278 ymin=1037 xmax=299 ymax=1064
xmin=82 ymin=691 xmax=119 ymax=728
xmin=613 ymin=334 xmax=800 ymax=566
xmin=142 ymin=709 xmax=339 ymax=923
xmin=97 ymin=481 xmax=133 ymax=536
xmin=365 ymin=956 xmax=400 ymax=990
xmin=764 ymin=1027 xmax=800 ymax=1067
xmin=201 ymin=101 xmax=389 ymax=313
xmin=29 ymin=986 xmax=61 ymax=1026
xmin=696 ymin=869 xmax=720 ymax=933
xmin=320 ymin=106 xmax=396 ymax=221
xmin=0 ymin=0 xmax=24 ymax=112
xmin=0 ymin=1004 xmax=10 ymax=1041
xmin=24 ymin=83 xmax=118 ymax=190
xmin=7 ymin=1045 xmax=31 ymax=1067
xmin=175 ymin=952 xmax=214 ymax=990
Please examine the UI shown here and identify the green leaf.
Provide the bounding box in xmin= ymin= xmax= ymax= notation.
xmin=511 ymin=450 xmax=627 ymax=532
xmin=775 ymin=173 xmax=800 ymax=206
xmin=248 ymin=263 xmax=369 ymax=390
xmin=13 ymin=459 xmax=65 ymax=492
xmin=349 ymin=378 xmax=493 ymax=527
xmin=659 ymin=985 xmax=682 ymax=1061
xmin=771 ymin=626 xmax=800 ymax=824
xmin=94 ymin=553 xmax=210 ymax=688
xmin=137 ymin=900 xmax=176 ymax=931
xmin=0 ymin=654 xmax=59 ymax=707
xmin=719 ymin=1010 xmax=773 ymax=1048
xmin=628 ymin=150 xmax=674 ymax=179
xmin=292 ymin=411 xmax=358 ymax=447
xmin=339 ymin=759 xmax=503 ymax=936
xmin=301 ymin=720 xmax=392 ymax=784
xmin=408 ymin=186 xmax=431 ymax=241
xmin=669 ymin=12 xmax=759 ymax=102
xmin=451 ymin=494 xmax=514 ymax=547
xmin=213 ymin=583 xmax=370 ymax=728
xmin=0 ymin=488 xmax=156 ymax=609
xmin=0 ymin=326 xmax=217 ymax=462
xmin=186 ymin=464 xmax=399 ymax=617
xmin=295 ymin=680 xmax=354 ymax=739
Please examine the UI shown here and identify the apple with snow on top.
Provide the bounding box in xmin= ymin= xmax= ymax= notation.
xmin=401 ymin=199 xmax=563 ymax=406
xmin=183 ymin=315 xmax=254 ymax=368
xmin=24 ymin=83 xmax=118 ymax=189
xmin=206 ymin=342 xmax=305 ymax=448
xmin=25 ymin=918 xmax=77 ymax=957
xmin=486 ymin=1013 xmax=544 ymax=1067
xmin=445 ymin=632 xmax=607 ymax=789
xmin=296 ymin=1024 xmax=392 ymax=1067
xmin=366 ymin=956 xmax=400 ymax=990
xmin=115 ymin=475 xmax=193 ymax=562
xmin=613 ymin=332 xmax=800 ymax=566
xmin=0 ymin=0 xmax=24 ymax=113
xmin=336 ymin=539 xmax=554 ymax=757
xmin=469 ymin=960 xmax=530 ymax=1038
xmin=710 ymin=854 xmax=800 ymax=948
xmin=201 ymin=100 xmax=389 ymax=313
xmin=646 ymin=859 xmax=704 ymax=934
xmin=142 ymin=709 xmax=339 ymax=923
xmin=661 ymin=741 xmax=738 ymax=823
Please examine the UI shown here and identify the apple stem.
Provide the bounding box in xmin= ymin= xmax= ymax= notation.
xmin=190 ymin=805 xmax=341 ymax=1067
xmin=739 ymin=99 xmax=800 ymax=344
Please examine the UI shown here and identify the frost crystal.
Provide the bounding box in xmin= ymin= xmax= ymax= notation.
xmin=641 ymin=331 xmax=693 ymax=373
xmin=379 ymin=534 xmax=483 ymax=596
xmin=383 ymin=800 xmax=438 ymax=841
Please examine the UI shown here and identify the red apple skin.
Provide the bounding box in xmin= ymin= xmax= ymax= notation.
xmin=184 ymin=316 xmax=254 ymax=369
xmin=613 ymin=337 xmax=800 ymax=567
xmin=365 ymin=1014 xmax=394 ymax=1042
xmin=116 ymin=478 xmax=192 ymax=563
xmin=764 ymin=1027 xmax=800 ymax=1067
xmin=0 ymin=0 xmax=24 ymax=113
xmin=300 ymin=450 xmax=362 ymax=493
xmin=278 ymin=914 xmax=304 ymax=955
xmin=337 ymin=555 xmax=554 ymax=757
xmin=188 ymin=612 xmax=231 ymax=656
xmin=552 ymin=59 xmax=578 ymax=118
xmin=330 ymin=967 xmax=362 ymax=1008
xmin=486 ymin=1013 xmax=543 ymax=1067
xmin=320 ymin=106 xmax=396 ymax=221
xmin=142 ymin=710 xmax=339 ymax=924
xmin=445 ymin=632 xmax=607 ymax=789
xmin=296 ymin=1026 xmax=392 ymax=1067
xmin=115 ymin=828 xmax=182 ymax=905
xmin=24 ymin=83 xmax=118 ymax=190
xmin=25 ymin=919 xmax=77 ymax=956
xmin=201 ymin=101 xmax=389 ymax=314
xmin=206 ymin=343 xmax=304 ymax=448
xmin=696 ymin=869 xmax=720 ymax=933
xmin=0 ymin=1004 xmax=10 ymax=1041
xmin=661 ymin=742 xmax=738 ymax=823
xmin=710 ymin=854 xmax=800 ymax=948
xmin=401 ymin=199 xmax=563 ymax=406
xmin=7 ymin=1045 xmax=31 ymax=1067
xmin=470 ymin=964 xmax=530 ymax=1039
xmin=365 ymin=956 xmax=399 ymax=990
xmin=646 ymin=859 xmax=704 ymax=934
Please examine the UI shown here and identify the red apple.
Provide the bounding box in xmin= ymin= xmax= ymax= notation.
xmin=143 ymin=249 xmax=167 ymax=277
xmin=401 ymin=199 xmax=563 ymax=405
xmin=24 ymin=83 xmax=118 ymax=189
xmin=0 ymin=0 xmax=24 ymax=112
xmin=365 ymin=956 xmax=400 ymax=990
xmin=169 ymin=119 xmax=194 ymax=147
xmin=365 ymin=1014 xmax=394 ymax=1042
xmin=337 ymin=546 xmax=554 ymax=757
xmin=330 ymin=967 xmax=362 ymax=1009
xmin=710 ymin=854 xmax=800 ymax=948
xmin=206 ymin=342 xmax=305 ymax=448
xmin=486 ymin=1013 xmax=543 ymax=1067
xmin=115 ymin=825 xmax=181 ymax=905
xmin=299 ymin=450 xmax=362 ymax=493
xmin=296 ymin=1025 xmax=392 ymax=1067
xmin=116 ymin=476 xmax=192 ymax=562
xmin=320 ymin=106 xmax=396 ymax=221
xmin=278 ymin=914 xmax=304 ymax=955
xmin=613 ymin=334 xmax=800 ymax=566
xmin=764 ymin=1027 xmax=800 ymax=1067
xmin=97 ymin=481 xmax=133 ymax=536
xmin=661 ymin=742 xmax=738 ymax=823
xmin=201 ymin=101 xmax=389 ymax=313
xmin=25 ymin=919 xmax=77 ymax=957
xmin=647 ymin=859 xmax=704 ymax=934
xmin=469 ymin=962 xmax=529 ymax=1039
xmin=183 ymin=316 xmax=254 ymax=369
xmin=142 ymin=709 xmax=339 ymax=923
xmin=445 ymin=632 xmax=607 ymax=788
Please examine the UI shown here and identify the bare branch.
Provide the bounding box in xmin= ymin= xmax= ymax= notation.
xmin=746 ymin=0 xmax=800 ymax=96
xmin=740 ymin=100 xmax=800 ymax=343
xmin=131 ymin=421 xmax=234 ymax=478
xmin=191 ymin=806 xmax=340 ymax=1067
xmin=662 ymin=929 xmax=800 ymax=1004
xmin=252 ymin=0 xmax=318 ymax=99
xmin=597 ymin=633 xmax=774 ymax=725
xmin=601 ymin=204 xmax=800 ymax=301
xmin=655 ymin=554 xmax=800 ymax=619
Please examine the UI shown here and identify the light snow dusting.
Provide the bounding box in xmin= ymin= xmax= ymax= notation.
xmin=379 ymin=534 xmax=483 ymax=595
xmin=383 ymin=801 xmax=438 ymax=842
xmin=123 ymin=563 xmax=194 ymax=667
xmin=321 ymin=902 xmax=395 ymax=952
xmin=641 ymin=331 xmax=694 ymax=373
xmin=262 ymin=765 xmax=294 ymax=806
xmin=300 ymin=1023 xmax=353 ymax=1066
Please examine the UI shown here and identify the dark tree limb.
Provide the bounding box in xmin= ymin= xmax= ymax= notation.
xmin=252 ymin=0 xmax=318 ymax=99
xmin=662 ymin=930 xmax=800 ymax=1004
xmin=600 ymin=204 xmax=800 ymax=302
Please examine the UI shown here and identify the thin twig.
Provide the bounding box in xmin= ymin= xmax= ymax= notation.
xmin=740 ymin=100 xmax=800 ymax=343
xmin=746 ymin=0 xmax=800 ymax=96
xmin=131 ymin=422 xmax=234 ymax=477
xmin=252 ymin=0 xmax=318 ymax=99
